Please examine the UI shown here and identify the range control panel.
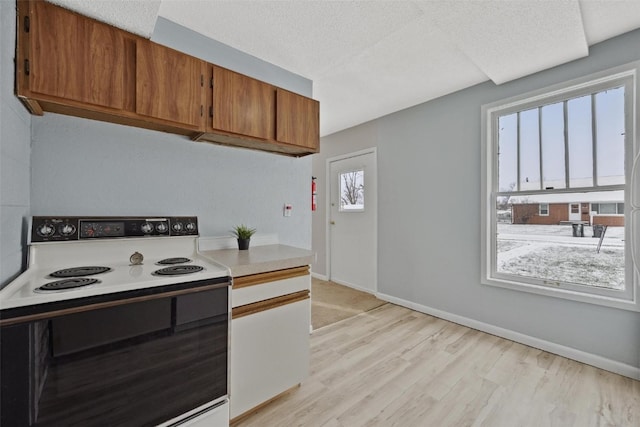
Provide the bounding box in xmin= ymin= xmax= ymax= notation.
xmin=31 ymin=216 xmax=199 ymax=242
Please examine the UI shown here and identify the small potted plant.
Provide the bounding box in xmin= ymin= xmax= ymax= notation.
xmin=231 ymin=224 xmax=256 ymax=250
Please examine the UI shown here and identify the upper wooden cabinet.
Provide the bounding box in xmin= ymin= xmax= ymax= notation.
xmin=15 ymin=0 xmax=319 ymax=156
xmin=16 ymin=0 xmax=135 ymax=112
xmin=136 ymin=40 xmax=206 ymax=130
xmin=197 ymin=69 xmax=319 ymax=156
xmin=210 ymin=65 xmax=275 ymax=140
xmin=276 ymin=89 xmax=320 ymax=151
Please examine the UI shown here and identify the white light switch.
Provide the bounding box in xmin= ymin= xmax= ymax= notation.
xmin=284 ymin=204 xmax=293 ymax=217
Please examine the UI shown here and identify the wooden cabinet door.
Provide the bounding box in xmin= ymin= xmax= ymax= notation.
xmin=276 ymin=89 xmax=319 ymax=151
xmin=27 ymin=1 xmax=132 ymax=110
xmin=136 ymin=40 xmax=206 ymax=129
xmin=211 ymin=66 xmax=275 ymax=140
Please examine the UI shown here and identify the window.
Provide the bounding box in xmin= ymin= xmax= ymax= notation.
xmin=339 ymin=169 xmax=364 ymax=212
xmin=539 ymin=203 xmax=549 ymax=216
xmin=482 ymin=63 xmax=639 ymax=310
xmin=592 ymin=203 xmax=624 ymax=214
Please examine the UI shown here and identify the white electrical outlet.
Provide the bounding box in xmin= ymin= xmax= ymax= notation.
xmin=284 ymin=204 xmax=293 ymax=217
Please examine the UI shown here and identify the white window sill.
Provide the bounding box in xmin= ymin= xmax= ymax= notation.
xmin=482 ymin=275 xmax=640 ymax=312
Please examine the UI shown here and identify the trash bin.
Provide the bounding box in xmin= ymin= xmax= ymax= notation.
xmin=572 ymin=223 xmax=584 ymax=237
xmin=593 ymin=224 xmax=605 ymax=238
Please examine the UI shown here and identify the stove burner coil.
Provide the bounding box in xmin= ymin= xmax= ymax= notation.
xmin=35 ymin=278 xmax=99 ymax=293
xmin=49 ymin=266 xmax=112 ymax=278
xmin=153 ymin=265 xmax=204 ymax=276
xmin=157 ymin=257 xmax=192 ymax=265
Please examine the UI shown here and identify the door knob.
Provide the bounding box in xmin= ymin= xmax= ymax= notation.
xmin=330 ymin=221 xmax=335 ymax=225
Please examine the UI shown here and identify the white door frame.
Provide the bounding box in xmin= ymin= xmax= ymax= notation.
xmin=325 ymin=148 xmax=377 ymax=292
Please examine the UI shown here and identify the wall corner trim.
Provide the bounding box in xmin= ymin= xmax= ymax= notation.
xmin=376 ymin=292 xmax=640 ymax=380
xmin=310 ymin=272 xmax=328 ymax=281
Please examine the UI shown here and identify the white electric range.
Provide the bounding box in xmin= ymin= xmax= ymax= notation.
xmin=0 ymin=216 xmax=231 ymax=427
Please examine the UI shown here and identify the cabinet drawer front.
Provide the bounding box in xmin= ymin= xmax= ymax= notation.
xmin=232 ymin=273 xmax=310 ymax=308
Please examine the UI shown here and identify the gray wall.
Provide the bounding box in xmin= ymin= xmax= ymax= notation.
xmin=311 ymin=122 xmax=378 ymax=276
xmin=313 ymin=29 xmax=640 ymax=368
xmin=1 ymin=0 xmax=31 ymax=286
xmin=30 ymin=115 xmax=311 ymax=247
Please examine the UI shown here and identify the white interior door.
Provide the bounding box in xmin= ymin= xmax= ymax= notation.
xmin=328 ymin=150 xmax=377 ymax=293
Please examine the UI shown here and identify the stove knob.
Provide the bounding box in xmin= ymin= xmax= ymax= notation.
xmin=172 ymin=222 xmax=184 ymax=232
xmin=156 ymin=222 xmax=168 ymax=233
xmin=37 ymin=223 xmax=55 ymax=237
xmin=141 ymin=222 xmax=154 ymax=234
xmin=59 ymin=224 xmax=76 ymax=236
xmin=185 ymin=222 xmax=197 ymax=232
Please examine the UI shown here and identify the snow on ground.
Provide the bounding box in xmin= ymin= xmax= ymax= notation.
xmin=496 ymin=224 xmax=625 ymax=290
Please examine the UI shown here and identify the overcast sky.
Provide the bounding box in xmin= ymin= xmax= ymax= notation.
xmin=498 ymin=85 xmax=625 ymax=193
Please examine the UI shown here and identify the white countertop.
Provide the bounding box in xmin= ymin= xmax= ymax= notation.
xmin=201 ymin=244 xmax=314 ymax=277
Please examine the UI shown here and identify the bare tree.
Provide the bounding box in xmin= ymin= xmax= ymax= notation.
xmin=497 ymin=182 xmax=516 ymax=210
xmin=341 ymin=171 xmax=364 ymax=206
xmin=513 ymin=197 xmax=538 ymax=224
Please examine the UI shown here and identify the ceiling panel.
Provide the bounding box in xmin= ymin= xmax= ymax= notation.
xmin=157 ymin=0 xmax=424 ymax=79
xmin=417 ymin=0 xmax=589 ymax=85
xmin=580 ymin=0 xmax=640 ymax=44
xmin=315 ymin=15 xmax=488 ymax=135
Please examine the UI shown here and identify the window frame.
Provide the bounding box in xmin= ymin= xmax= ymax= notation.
xmin=481 ymin=62 xmax=640 ymax=311
xmin=539 ymin=203 xmax=550 ymax=216
xmin=593 ymin=202 xmax=624 ymax=215
xmin=338 ymin=168 xmax=365 ymax=213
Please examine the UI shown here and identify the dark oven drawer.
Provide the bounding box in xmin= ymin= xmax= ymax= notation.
xmin=1 ymin=279 xmax=229 ymax=427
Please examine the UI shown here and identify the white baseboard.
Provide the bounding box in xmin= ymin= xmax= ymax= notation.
xmin=311 ymin=272 xmax=328 ymax=281
xmin=377 ymin=292 xmax=640 ymax=380
xmin=330 ymin=278 xmax=377 ymax=295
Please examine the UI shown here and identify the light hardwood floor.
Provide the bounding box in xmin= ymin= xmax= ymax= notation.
xmin=235 ymin=303 xmax=640 ymax=427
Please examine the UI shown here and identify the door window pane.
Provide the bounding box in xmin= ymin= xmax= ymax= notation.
xmin=339 ymin=170 xmax=364 ymax=212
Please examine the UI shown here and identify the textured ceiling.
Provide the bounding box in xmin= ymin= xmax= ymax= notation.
xmin=47 ymin=0 xmax=161 ymax=37
xmin=47 ymin=0 xmax=640 ymax=137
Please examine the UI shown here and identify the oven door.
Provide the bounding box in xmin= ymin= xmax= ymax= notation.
xmin=0 ymin=278 xmax=230 ymax=427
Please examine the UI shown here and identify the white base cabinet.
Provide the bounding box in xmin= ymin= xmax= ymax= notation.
xmin=171 ymin=401 xmax=229 ymax=427
xmin=230 ymin=270 xmax=310 ymax=421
